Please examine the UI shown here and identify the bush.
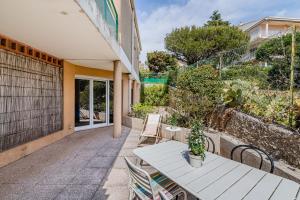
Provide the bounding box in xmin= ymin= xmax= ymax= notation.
xmin=221 ymin=65 xmax=270 ymax=88
xmin=143 ymin=85 xmax=169 ymax=106
xmin=131 ymin=103 xmax=154 ymax=119
xmin=223 ymin=79 xmax=297 ymax=127
xmin=175 ymin=65 xmax=222 ymax=121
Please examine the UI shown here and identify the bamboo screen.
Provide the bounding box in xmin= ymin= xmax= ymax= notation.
xmin=0 ymin=49 xmax=63 ymax=152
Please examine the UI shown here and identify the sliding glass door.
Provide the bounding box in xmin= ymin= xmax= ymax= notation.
xmin=75 ymin=79 xmax=90 ymax=127
xmin=75 ymin=77 xmax=113 ymax=131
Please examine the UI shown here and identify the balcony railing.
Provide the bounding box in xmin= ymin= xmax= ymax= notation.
xmin=95 ymin=0 xmax=118 ymax=40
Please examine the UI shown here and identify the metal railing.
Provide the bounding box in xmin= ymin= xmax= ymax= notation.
xmin=95 ymin=0 xmax=119 ymax=40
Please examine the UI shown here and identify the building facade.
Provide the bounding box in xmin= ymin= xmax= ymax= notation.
xmin=239 ymin=16 xmax=300 ymax=48
xmin=0 ymin=0 xmax=141 ymax=167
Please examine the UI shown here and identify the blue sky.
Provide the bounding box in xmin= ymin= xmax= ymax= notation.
xmin=135 ymin=0 xmax=300 ymax=63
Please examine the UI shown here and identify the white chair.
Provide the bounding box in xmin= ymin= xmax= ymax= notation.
xmin=138 ymin=114 xmax=162 ymax=146
xmin=124 ymin=157 xmax=187 ymax=200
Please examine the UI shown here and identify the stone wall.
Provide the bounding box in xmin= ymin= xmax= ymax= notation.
xmin=209 ymin=108 xmax=300 ymax=169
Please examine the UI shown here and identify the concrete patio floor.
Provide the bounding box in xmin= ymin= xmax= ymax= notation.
xmin=0 ymin=126 xmax=140 ymax=200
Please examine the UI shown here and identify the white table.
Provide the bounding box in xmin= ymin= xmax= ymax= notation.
xmin=133 ymin=141 xmax=300 ymax=200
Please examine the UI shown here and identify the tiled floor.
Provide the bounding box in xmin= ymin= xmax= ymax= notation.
xmin=0 ymin=126 xmax=193 ymax=200
xmin=0 ymin=126 xmax=135 ymax=200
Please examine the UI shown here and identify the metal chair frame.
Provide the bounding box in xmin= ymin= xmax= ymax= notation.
xmin=124 ymin=157 xmax=187 ymax=200
xmin=230 ymin=144 xmax=274 ymax=173
xmin=204 ymin=135 xmax=215 ymax=154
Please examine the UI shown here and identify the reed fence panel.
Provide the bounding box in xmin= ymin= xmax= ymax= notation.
xmin=0 ymin=49 xmax=63 ymax=152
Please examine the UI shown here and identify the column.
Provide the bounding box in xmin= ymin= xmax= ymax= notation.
xmin=265 ymin=23 xmax=269 ymax=38
xmin=113 ymin=60 xmax=122 ymax=138
xmin=122 ymin=74 xmax=129 ymax=116
xmin=132 ymin=80 xmax=140 ymax=105
xmin=128 ymin=76 xmax=133 ymax=112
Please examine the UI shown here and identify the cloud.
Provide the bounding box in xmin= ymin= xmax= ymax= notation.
xmin=138 ymin=0 xmax=300 ymax=63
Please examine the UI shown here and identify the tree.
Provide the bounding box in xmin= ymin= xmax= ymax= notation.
xmin=165 ymin=25 xmax=249 ymax=65
xmin=146 ymin=51 xmax=178 ymax=73
xmin=256 ymin=32 xmax=300 ymax=89
xmin=204 ymin=10 xmax=230 ymax=27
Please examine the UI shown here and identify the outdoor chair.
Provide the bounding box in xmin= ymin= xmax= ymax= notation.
xmin=138 ymin=114 xmax=162 ymax=146
xmin=204 ymin=135 xmax=215 ymax=154
xmin=124 ymin=157 xmax=187 ymax=200
xmin=230 ymin=144 xmax=274 ymax=173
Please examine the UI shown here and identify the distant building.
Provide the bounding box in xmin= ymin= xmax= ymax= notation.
xmin=239 ymin=16 xmax=300 ymax=62
xmin=239 ymin=16 xmax=300 ymax=49
xmin=239 ymin=17 xmax=300 ymax=86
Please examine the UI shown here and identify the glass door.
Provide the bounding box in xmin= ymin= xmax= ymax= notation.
xmin=93 ymin=80 xmax=107 ymax=126
xmin=75 ymin=79 xmax=91 ymax=128
xmin=75 ymin=77 xmax=112 ymax=131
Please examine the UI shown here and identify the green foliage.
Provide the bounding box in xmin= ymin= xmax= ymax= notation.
xmin=139 ymin=68 xmax=150 ymax=78
xmin=131 ymin=103 xmax=154 ymax=119
xmin=222 ymin=81 xmax=245 ymax=108
xmin=146 ymin=51 xmax=178 ymax=73
xmin=143 ymin=85 xmax=169 ymax=106
xmin=267 ymin=59 xmax=290 ymax=90
xmin=165 ymin=25 xmax=249 ymax=65
xmin=223 ymin=79 xmax=296 ymax=127
xmin=175 ymin=65 xmax=222 ymax=120
xmin=256 ymin=32 xmax=300 ymax=62
xmin=204 ymin=10 xmax=230 ymax=27
xmin=167 ymin=113 xmax=180 ymax=127
xmin=256 ymin=32 xmax=300 ymax=89
xmin=221 ymin=65 xmax=271 ymax=88
xmin=187 ymin=121 xmax=206 ymax=159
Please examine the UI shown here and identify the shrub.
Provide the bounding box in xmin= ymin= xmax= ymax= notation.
xmin=175 ymin=65 xmax=222 ymax=120
xmin=223 ymin=79 xmax=296 ymax=127
xmin=131 ymin=103 xmax=154 ymax=119
xmin=143 ymin=85 xmax=169 ymax=106
xmin=221 ymin=65 xmax=270 ymax=88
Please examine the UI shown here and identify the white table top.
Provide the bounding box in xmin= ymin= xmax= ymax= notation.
xmin=133 ymin=141 xmax=300 ymax=200
xmin=165 ymin=126 xmax=181 ymax=132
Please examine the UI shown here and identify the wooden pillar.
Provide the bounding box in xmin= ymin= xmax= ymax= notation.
xmin=113 ymin=60 xmax=122 ymax=138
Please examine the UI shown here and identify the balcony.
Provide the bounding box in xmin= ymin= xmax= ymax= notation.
xmin=95 ymin=0 xmax=118 ymax=41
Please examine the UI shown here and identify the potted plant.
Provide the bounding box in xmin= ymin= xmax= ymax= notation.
xmin=187 ymin=121 xmax=206 ymax=168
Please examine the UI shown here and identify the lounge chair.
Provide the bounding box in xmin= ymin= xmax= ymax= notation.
xmin=124 ymin=157 xmax=187 ymax=200
xmin=138 ymin=114 xmax=161 ymax=146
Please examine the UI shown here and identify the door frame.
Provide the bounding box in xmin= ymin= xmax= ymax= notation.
xmin=74 ymin=75 xmax=113 ymax=131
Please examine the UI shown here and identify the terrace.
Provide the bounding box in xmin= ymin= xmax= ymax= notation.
xmin=0 ymin=121 xmax=299 ymax=199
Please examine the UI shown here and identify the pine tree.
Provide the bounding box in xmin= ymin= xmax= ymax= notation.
xmin=204 ymin=10 xmax=230 ymax=27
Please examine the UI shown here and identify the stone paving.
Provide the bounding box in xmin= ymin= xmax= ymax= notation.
xmin=0 ymin=126 xmax=134 ymax=200
xmin=0 ymin=126 xmax=193 ymax=200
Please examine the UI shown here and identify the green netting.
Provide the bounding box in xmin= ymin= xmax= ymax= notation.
xmin=142 ymin=77 xmax=168 ymax=84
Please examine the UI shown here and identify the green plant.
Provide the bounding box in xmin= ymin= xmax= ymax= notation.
xmin=187 ymin=121 xmax=206 ymax=160
xmin=175 ymin=65 xmax=222 ymax=121
xmin=223 ymin=79 xmax=297 ymax=128
xmin=146 ymin=51 xmax=178 ymax=73
xmin=165 ymin=21 xmax=249 ymax=65
xmin=221 ymin=65 xmax=270 ymax=88
xmin=131 ymin=103 xmax=154 ymax=119
xmin=167 ymin=113 xmax=179 ymax=127
xmin=143 ymin=85 xmax=169 ymax=106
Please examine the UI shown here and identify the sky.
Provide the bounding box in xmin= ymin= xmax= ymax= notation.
xmin=135 ymin=0 xmax=300 ymax=63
